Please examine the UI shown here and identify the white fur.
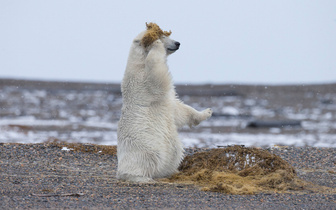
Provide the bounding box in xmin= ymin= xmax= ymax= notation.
xmin=117 ymin=30 xmax=212 ymax=182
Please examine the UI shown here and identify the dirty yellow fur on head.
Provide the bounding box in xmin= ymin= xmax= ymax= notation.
xmin=141 ymin=22 xmax=172 ymax=48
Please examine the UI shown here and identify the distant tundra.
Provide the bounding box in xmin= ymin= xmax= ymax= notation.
xmin=117 ymin=23 xmax=212 ymax=182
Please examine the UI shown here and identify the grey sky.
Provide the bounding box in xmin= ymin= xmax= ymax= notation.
xmin=0 ymin=0 xmax=335 ymax=84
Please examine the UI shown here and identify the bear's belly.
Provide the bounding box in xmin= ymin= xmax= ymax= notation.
xmin=118 ymin=104 xmax=177 ymax=142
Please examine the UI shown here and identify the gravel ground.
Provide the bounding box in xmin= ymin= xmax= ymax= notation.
xmin=1 ymin=143 xmax=336 ymax=209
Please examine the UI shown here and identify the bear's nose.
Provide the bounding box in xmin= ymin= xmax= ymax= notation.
xmin=175 ymin=42 xmax=180 ymax=48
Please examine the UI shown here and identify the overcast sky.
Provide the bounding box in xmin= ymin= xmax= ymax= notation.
xmin=0 ymin=1 xmax=335 ymax=84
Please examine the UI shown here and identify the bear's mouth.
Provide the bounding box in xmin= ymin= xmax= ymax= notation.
xmin=167 ymin=48 xmax=178 ymax=52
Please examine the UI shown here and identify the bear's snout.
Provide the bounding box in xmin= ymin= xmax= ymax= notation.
xmin=167 ymin=41 xmax=180 ymax=53
xmin=175 ymin=42 xmax=180 ymax=49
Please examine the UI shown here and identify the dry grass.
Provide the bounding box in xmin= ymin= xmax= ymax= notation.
xmin=328 ymin=170 xmax=336 ymax=175
xmin=164 ymin=145 xmax=335 ymax=194
xmin=141 ymin=22 xmax=172 ymax=47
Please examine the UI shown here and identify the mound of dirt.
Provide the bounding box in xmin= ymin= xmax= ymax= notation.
xmin=166 ymin=146 xmax=331 ymax=194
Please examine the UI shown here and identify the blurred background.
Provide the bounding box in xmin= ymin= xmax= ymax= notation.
xmin=0 ymin=1 xmax=335 ymax=148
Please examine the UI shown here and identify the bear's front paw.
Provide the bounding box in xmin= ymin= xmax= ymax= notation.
xmin=153 ymin=39 xmax=162 ymax=45
xmin=151 ymin=39 xmax=164 ymax=48
xmin=152 ymin=40 xmax=165 ymax=49
xmin=189 ymin=108 xmax=213 ymax=127
xmin=202 ymin=108 xmax=212 ymax=120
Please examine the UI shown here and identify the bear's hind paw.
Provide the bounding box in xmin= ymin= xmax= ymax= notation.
xmin=117 ymin=173 xmax=155 ymax=183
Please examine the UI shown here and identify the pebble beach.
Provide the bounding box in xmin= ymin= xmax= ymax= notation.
xmin=0 ymin=143 xmax=335 ymax=209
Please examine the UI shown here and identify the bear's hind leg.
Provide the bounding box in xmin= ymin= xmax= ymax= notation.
xmin=116 ymin=172 xmax=155 ymax=183
xmin=117 ymin=149 xmax=161 ymax=182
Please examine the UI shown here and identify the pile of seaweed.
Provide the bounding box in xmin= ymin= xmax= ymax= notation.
xmin=166 ymin=146 xmax=324 ymax=194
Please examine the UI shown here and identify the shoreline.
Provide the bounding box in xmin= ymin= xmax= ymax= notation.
xmin=1 ymin=78 xmax=336 ymax=148
xmin=1 ymin=77 xmax=336 ymax=89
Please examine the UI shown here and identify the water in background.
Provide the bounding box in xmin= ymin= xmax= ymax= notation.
xmin=1 ymin=79 xmax=335 ymax=148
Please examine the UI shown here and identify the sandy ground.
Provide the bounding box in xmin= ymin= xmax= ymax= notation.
xmin=0 ymin=143 xmax=335 ymax=209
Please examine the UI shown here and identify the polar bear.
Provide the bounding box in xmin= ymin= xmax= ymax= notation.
xmin=117 ymin=23 xmax=212 ymax=182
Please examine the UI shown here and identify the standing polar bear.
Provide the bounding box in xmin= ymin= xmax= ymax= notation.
xmin=117 ymin=23 xmax=212 ymax=182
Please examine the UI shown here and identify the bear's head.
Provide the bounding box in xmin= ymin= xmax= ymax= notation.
xmin=141 ymin=22 xmax=180 ymax=55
